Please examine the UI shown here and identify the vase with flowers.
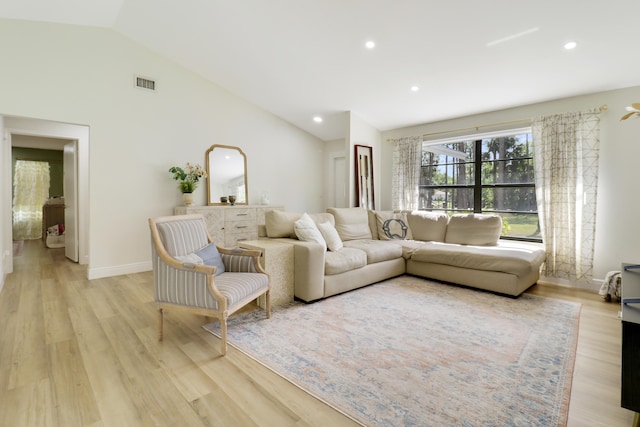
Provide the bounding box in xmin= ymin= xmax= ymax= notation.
xmin=169 ymin=163 xmax=207 ymax=206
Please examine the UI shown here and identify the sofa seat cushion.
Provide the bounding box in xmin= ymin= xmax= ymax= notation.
xmin=384 ymin=239 xmax=428 ymax=259
xmin=410 ymin=241 xmax=545 ymax=277
xmin=324 ymin=247 xmax=367 ymax=275
xmin=343 ymin=239 xmax=403 ymax=264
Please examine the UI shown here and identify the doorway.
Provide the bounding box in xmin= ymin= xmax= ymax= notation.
xmin=11 ymin=135 xmax=76 ymax=260
xmin=2 ymin=115 xmax=89 ymax=277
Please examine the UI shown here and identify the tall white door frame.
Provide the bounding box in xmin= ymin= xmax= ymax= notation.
xmin=2 ymin=116 xmax=89 ymax=273
xmin=63 ymin=141 xmax=79 ymax=262
xmin=327 ymin=151 xmax=346 ymax=209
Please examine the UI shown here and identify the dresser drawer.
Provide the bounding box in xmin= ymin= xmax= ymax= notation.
xmin=175 ymin=205 xmax=283 ymax=247
xmin=224 ymin=208 xmax=256 ymax=222
xmin=225 ymin=220 xmax=256 ymax=234
xmin=224 ymin=225 xmax=258 ymax=247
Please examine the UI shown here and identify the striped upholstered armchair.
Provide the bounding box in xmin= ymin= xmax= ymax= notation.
xmin=149 ymin=214 xmax=270 ymax=355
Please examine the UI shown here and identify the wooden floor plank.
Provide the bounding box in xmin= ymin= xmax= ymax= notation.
xmin=0 ymin=379 xmax=55 ymax=427
xmin=0 ymin=240 xmax=636 ymax=426
xmin=8 ymin=269 xmax=48 ymax=390
xmin=48 ymin=339 xmax=101 ymax=426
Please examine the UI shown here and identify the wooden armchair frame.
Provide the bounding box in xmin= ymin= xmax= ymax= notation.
xmin=149 ymin=214 xmax=270 ymax=355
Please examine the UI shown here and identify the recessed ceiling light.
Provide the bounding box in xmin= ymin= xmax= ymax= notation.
xmin=365 ymin=41 xmax=375 ymax=49
xmin=313 ymin=116 xmax=323 ymax=123
xmin=411 ymin=86 xmax=420 ymax=92
xmin=564 ymin=41 xmax=577 ymax=50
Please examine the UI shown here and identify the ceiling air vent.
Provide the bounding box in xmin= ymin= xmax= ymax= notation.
xmin=135 ymin=76 xmax=156 ymax=91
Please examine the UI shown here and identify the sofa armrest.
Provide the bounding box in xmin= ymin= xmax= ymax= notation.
xmin=290 ymin=240 xmax=326 ymax=302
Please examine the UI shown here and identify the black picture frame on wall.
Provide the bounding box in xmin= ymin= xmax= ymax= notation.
xmin=355 ymin=144 xmax=375 ymax=210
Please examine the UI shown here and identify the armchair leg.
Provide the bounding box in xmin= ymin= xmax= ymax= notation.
xmin=220 ymin=316 xmax=228 ymax=356
xmin=265 ymin=290 xmax=271 ymax=319
xmin=158 ymin=307 xmax=164 ymax=341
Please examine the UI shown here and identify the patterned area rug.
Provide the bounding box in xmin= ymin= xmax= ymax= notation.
xmin=204 ymin=275 xmax=580 ymax=427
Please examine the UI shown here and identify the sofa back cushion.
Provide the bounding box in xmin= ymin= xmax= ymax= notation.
xmin=309 ymin=212 xmax=335 ymax=226
xmin=406 ymin=211 xmax=449 ymax=242
xmin=266 ymin=210 xmax=334 ymax=238
xmin=327 ymin=207 xmax=372 ymax=241
xmin=368 ymin=210 xmax=379 ymax=240
xmin=444 ymin=214 xmax=502 ymax=246
xmin=265 ymin=210 xmax=302 ymax=238
xmin=375 ymin=211 xmax=413 ymax=240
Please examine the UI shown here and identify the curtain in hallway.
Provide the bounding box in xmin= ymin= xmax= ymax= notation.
xmin=391 ymin=136 xmax=422 ymax=210
xmin=532 ymin=109 xmax=600 ymax=283
xmin=13 ymin=160 xmax=50 ymax=240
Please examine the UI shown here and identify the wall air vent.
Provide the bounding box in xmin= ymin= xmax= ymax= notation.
xmin=134 ymin=76 xmax=156 ymax=91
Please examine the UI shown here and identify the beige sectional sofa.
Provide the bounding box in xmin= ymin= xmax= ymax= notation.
xmin=263 ymin=207 xmax=546 ymax=302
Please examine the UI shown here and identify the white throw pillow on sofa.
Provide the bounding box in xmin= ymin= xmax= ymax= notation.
xmin=318 ymin=221 xmax=343 ymax=252
xmin=294 ymin=213 xmax=327 ymax=251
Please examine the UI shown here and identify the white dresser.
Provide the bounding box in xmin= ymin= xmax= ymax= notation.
xmin=174 ymin=205 xmax=283 ymax=247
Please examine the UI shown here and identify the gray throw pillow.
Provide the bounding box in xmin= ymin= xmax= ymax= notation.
xmin=175 ymin=242 xmax=225 ymax=275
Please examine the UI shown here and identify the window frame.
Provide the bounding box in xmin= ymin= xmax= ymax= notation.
xmin=419 ymin=127 xmax=540 ymax=242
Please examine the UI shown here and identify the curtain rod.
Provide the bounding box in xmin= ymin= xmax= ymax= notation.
xmin=387 ymin=104 xmax=608 ymax=142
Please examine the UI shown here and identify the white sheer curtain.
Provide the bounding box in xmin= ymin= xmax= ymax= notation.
xmin=532 ymin=109 xmax=600 ymax=283
xmin=391 ymin=136 xmax=422 ymax=210
xmin=13 ymin=160 xmax=50 ymax=240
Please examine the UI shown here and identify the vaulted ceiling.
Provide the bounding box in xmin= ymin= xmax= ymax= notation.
xmin=2 ymin=0 xmax=639 ymax=141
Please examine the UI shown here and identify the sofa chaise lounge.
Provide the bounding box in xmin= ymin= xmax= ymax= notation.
xmin=263 ymin=208 xmax=546 ymax=302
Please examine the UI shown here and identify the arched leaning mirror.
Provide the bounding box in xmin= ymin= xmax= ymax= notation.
xmin=206 ymin=144 xmax=248 ymax=206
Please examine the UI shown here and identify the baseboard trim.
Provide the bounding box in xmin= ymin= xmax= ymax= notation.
xmin=538 ymin=275 xmax=601 ymax=292
xmin=88 ymin=261 xmax=152 ymax=280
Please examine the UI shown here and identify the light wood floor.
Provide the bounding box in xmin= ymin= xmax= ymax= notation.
xmin=0 ymin=240 xmax=635 ymax=427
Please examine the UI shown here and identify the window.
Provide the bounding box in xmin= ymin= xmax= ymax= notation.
xmin=419 ymin=128 xmax=539 ymax=241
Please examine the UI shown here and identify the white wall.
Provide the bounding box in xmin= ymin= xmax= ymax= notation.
xmin=0 ymin=19 xmax=325 ymax=281
xmin=4 ymin=19 xmax=637 ymax=289
xmin=381 ymin=86 xmax=640 ymax=288
xmin=0 ymin=115 xmax=8 ymax=291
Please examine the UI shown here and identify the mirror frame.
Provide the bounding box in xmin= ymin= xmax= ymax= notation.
xmin=205 ymin=144 xmax=249 ymax=206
